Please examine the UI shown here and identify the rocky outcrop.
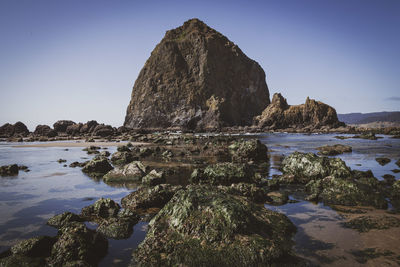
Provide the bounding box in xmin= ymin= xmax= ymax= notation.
xmin=0 ymin=122 xmax=29 ymax=137
xmin=53 ymin=120 xmax=75 ymax=133
xmin=33 ymin=125 xmax=57 ymax=137
xmin=124 ymin=18 xmax=270 ymax=131
xmin=255 ymin=93 xmax=344 ymax=129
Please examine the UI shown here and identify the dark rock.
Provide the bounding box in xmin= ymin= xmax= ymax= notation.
xmin=81 ymin=198 xmax=120 ymax=220
xmin=47 ymin=212 xmax=83 ymax=229
xmin=255 ymin=93 xmax=343 ymax=129
xmin=382 ymin=174 xmax=396 ymax=185
xmin=10 ymin=236 xmax=56 ymax=258
xmin=0 ymin=254 xmax=46 ymax=266
xmin=139 ymin=147 xmax=153 ymax=158
xmin=66 ymin=123 xmax=82 ymax=135
xmin=0 ymin=164 xmax=19 ymax=176
xmin=99 ymin=151 xmax=110 ymax=157
xmin=141 ymin=170 xmax=166 ymax=186
xmin=397 ymin=159 xmax=400 ymax=168
xmin=33 ymin=124 xmax=57 ymax=137
xmin=103 ymin=161 xmax=146 ymax=183
xmin=121 ymin=184 xmax=182 ymax=211
xmin=80 ymin=120 xmax=99 ymax=134
xmin=57 ymin=159 xmax=67 ymax=163
xmin=97 ymin=210 xmax=139 ymax=240
xmin=344 ymin=215 xmax=400 ymax=232
xmin=375 ymin=157 xmax=391 ymax=166
xmin=0 ymin=122 xmax=29 ymax=137
xmin=117 ymin=145 xmax=131 ymax=152
xmin=391 ymin=169 xmax=400 ymax=173
xmin=53 ymin=120 xmax=75 ymax=133
xmin=217 ymin=183 xmax=269 ymax=203
xmin=266 ymin=191 xmax=289 ymax=205
xmin=83 ymin=145 xmax=101 ymax=155
xmin=350 ymin=248 xmax=396 ymax=264
xmin=92 ymin=124 xmax=114 ymax=137
xmin=18 ymin=165 xmax=29 ymax=172
xmin=228 ymin=139 xmax=268 ymax=162
xmin=316 ymin=144 xmax=352 ymax=156
xmin=69 ymin=161 xmax=87 ymax=168
xmin=48 ymin=222 xmax=108 ymax=266
xmin=132 ymin=185 xmax=297 ymax=266
xmin=352 ymin=132 xmax=379 ymax=140
xmin=124 ymin=18 xmax=270 ymax=131
xmin=81 ymin=156 xmax=113 ymax=177
xmin=110 ymin=151 xmax=137 ymax=165
xmin=190 ymin=162 xmax=256 ymax=185
xmin=281 ymin=152 xmax=352 ymax=182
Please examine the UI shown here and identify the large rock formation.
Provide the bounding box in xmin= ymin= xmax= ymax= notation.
xmin=124 ymin=18 xmax=270 ymax=131
xmin=0 ymin=122 xmax=29 ymax=137
xmin=255 ymin=93 xmax=343 ymax=129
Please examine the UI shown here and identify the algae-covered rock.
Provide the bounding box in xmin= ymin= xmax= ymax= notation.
xmin=10 ymin=236 xmax=55 ymax=257
xmin=121 ymin=184 xmax=182 ymax=211
xmin=0 ymin=254 xmax=46 ymax=267
xmin=228 ymin=139 xmax=268 ymax=163
xmin=81 ymin=156 xmax=113 ymax=177
xmin=47 ymin=212 xmax=84 ymax=228
xmin=110 ymin=151 xmax=137 ymax=165
xmin=103 ymin=161 xmax=146 ymax=183
xmin=375 ymin=157 xmax=391 ymax=166
xmin=97 ymin=210 xmax=140 ymax=240
xmin=306 ymin=176 xmax=387 ymax=209
xmin=0 ymin=164 xmax=19 ymax=176
xmin=190 ymin=162 xmax=255 ymax=185
xmin=48 ymin=222 xmax=108 ymax=266
xmin=141 ymin=170 xmax=166 ymax=186
xmin=281 ymin=152 xmax=352 ymax=182
xmin=217 ymin=183 xmax=269 ymax=203
xmin=344 ymin=215 xmax=400 ymax=232
xmin=316 ymin=144 xmax=352 ymax=156
xmin=266 ymin=191 xmax=289 ymax=205
xmin=81 ymin=198 xmax=120 ymax=220
xmin=353 ymin=133 xmax=379 ymax=140
xmin=132 ymin=185 xmax=297 ymax=266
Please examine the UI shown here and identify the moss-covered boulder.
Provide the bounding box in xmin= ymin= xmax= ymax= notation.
xmin=83 ymin=146 xmax=101 ymax=155
xmin=316 ymin=144 xmax=352 ymax=156
xmin=281 ymin=152 xmax=352 ymax=182
xmin=132 ymin=185 xmax=298 ymax=266
xmin=306 ymin=176 xmax=387 ymax=209
xmin=375 ymin=157 xmax=391 ymax=166
xmin=228 ymin=139 xmax=268 ymax=163
xmin=48 ymin=222 xmax=108 ymax=266
xmin=81 ymin=156 xmax=113 ymax=177
xmin=103 ymin=161 xmax=146 ymax=183
xmin=121 ymin=184 xmax=182 ymax=212
xmin=81 ymin=198 xmax=120 ymax=220
xmin=111 ymin=151 xmax=137 ymax=165
xmin=47 ymin=212 xmax=84 ymax=228
xmin=190 ymin=162 xmax=255 ymax=185
xmin=141 ymin=170 xmax=166 ymax=186
xmin=10 ymin=236 xmax=55 ymax=257
xmin=353 ymin=132 xmax=379 ymax=140
xmin=97 ymin=210 xmax=139 ymax=240
xmin=0 ymin=254 xmax=46 ymax=267
xmin=217 ymin=183 xmax=269 ymax=203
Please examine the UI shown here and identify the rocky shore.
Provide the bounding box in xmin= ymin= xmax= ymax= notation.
xmin=1 ymin=132 xmax=400 ymax=266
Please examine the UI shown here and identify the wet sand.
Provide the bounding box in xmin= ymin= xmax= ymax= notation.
xmin=12 ymin=141 xmax=148 ymax=148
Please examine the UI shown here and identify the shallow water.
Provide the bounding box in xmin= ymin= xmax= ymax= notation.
xmin=0 ymin=134 xmax=399 ymax=266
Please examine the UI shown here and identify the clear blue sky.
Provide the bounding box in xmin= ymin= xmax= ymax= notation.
xmin=0 ymin=0 xmax=399 ymax=130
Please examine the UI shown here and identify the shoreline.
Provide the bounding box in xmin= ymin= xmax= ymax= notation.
xmin=11 ymin=141 xmax=148 ymax=148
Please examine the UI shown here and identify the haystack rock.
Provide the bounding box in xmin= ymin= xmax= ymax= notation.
xmin=124 ymin=18 xmax=270 ymax=131
xmin=255 ymin=93 xmax=343 ymax=129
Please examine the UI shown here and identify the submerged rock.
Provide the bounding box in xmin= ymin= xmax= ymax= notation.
xmin=103 ymin=161 xmax=146 ymax=183
xmin=375 ymin=157 xmax=391 ymax=166
xmin=228 ymin=139 xmax=268 ymax=163
xmin=316 ymin=144 xmax=352 ymax=156
xmin=353 ymin=132 xmax=379 ymax=140
xmin=0 ymin=164 xmax=19 ymax=176
xmin=132 ymin=185 xmax=298 ymax=266
xmin=81 ymin=156 xmax=113 ymax=177
xmin=124 ymin=18 xmax=270 ymax=131
xmin=48 ymin=222 xmax=108 ymax=266
xmin=281 ymin=152 xmax=352 ymax=182
xmin=344 ymin=215 xmax=400 ymax=232
xmin=121 ymin=184 xmax=182 ymax=211
xmin=190 ymin=162 xmax=255 ymax=185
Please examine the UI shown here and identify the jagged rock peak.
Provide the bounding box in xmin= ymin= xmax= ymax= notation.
xmin=124 ymin=18 xmax=270 ymax=131
xmin=255 ymin=93 xmax=343 ymax=129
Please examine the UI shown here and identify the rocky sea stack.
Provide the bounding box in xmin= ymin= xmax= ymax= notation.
xmin=124 ymin=18 xmax=270 ymax=131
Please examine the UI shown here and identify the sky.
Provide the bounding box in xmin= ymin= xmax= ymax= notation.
xmin=0 ymin=0 xmax=399 ymax=130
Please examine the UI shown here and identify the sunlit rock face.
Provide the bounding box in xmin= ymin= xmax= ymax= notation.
xmin=124 ymin=18 xmax=270 ymax=131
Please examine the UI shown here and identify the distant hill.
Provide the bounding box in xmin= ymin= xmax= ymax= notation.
xmin=338 ymin=112 xmax=400 ymax=124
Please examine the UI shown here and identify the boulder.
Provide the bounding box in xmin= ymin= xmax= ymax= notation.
xmin=103 ymin=161 xmax=146 ymax=183
xmin=33 ymin=124 xmax=57 ymax=137
xmin=228 ymin=139 xmax=268 ymax=162
xmin=0 ymin=122 xmax=29 ymax=137
xmin=53 ymin=120 xmax=75 ymax=133
xmin=47 ymin=212 xmax=84 ymax=228
xmin=81 ymin=156 xmax=113 ymax=177
xmin=124 ymin=18 xmax=270 ymax=131
xmin=316 ymin=144 xmax=352 ymax=156
xmin=190 ymin=162 xmax=256 ymax=185
xmin=255 ymin=93 xmax=343 ymax=129
xmin=141 ymin=169 xmax=166 ymax=186
xmin=375 ymin=157 xmax=391 ymax=166
xmin=91 ymin=124 xmax=114 ymax=137
xmin=66 ymin=123 xmax=82 ymax=135
xmin=0 ymin=164 xmax=19 ymax=176
xmin=281 ymin=152 xmax=352 ymax=182
xmin=110 ymin=151 xmax=137 ymax=165
xmin=132 ymin=185 xmax=298 ymax=266
xmin=80 ymin=198 xmax=120 ymax=220
xmin=217 ymin=183 xmax=269 ymax=203
xmin=10 ymin=236 xmax=56 ymax=257
xmin=80 ymin=120 xmax=99 ymax=134
xmin=121 ymin=184 xmax=182 ymax=211
xmin=96 ymin=210 xmax=139 ymax=240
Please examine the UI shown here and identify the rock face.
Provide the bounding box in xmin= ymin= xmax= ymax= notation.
xmin=255 ymin=93 xmax=343 ymax=129
xmin=124 ymin=18 xmax=270 ymax=130
xmin=0 ymin=122 xmax=29 ymax=137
